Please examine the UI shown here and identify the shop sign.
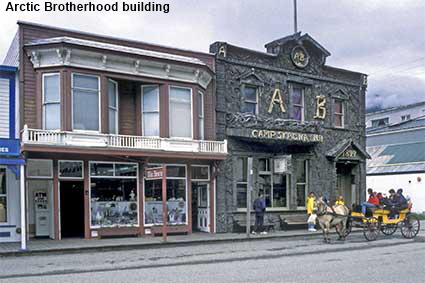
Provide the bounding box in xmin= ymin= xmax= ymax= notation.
xmin=0 ymin=138 xmax=20 ymax=156
xmin=274 ymin=156 xmax=291 ymax=173
xmin=251 ymin=129 xmax=323 ymax=143
xmin=145 ymin=167 xmax=164 ymax=180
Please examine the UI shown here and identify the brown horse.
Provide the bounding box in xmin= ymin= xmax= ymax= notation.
xmin=315 ymin=197 xmax=350 ymax=243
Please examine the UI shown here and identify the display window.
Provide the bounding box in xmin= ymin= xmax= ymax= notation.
xmin=258 ymin=158 xmax=288 ymax=208
xmin=296 ymin=160 xmax=309 ymax=207
xmin=90 ymin=162 xmax=138 ymax=228
xmin=0 ymin=168 xmax=7 ymax=223
xmin=144 ymin=164 xmax=187 ymax=226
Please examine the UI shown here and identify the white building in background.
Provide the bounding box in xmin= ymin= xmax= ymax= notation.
xmin=366 ymin=102 xmax=425 ymax=214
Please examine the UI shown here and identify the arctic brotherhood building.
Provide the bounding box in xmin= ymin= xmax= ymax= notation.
xmin=0 ymin=21 xmax=367 ymax=241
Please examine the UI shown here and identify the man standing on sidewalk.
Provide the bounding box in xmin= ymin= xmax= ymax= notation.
xmin=252 ymin=192 xmax=267 ymax=235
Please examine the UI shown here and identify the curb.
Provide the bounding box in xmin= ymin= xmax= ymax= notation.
xmin=0 ymin=230 xmax=361 ymax=258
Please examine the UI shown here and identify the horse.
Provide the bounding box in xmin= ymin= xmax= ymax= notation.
xmin=315 ymin=197 xmax=350 ymax=243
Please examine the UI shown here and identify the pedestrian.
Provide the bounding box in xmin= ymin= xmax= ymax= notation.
xmin=306 ymin=192 xmax=317 ymax=232
xmin=252 ymin=192 xmax=267 ymax=235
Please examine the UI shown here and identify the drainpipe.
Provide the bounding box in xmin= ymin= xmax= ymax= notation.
xmin=20 ymin=164 xmax=27 ymax=251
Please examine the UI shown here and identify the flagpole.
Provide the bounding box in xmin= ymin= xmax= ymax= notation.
xmin=293 ymin=0 xmax=298 ymax=33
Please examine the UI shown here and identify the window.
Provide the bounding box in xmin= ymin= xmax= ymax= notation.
xmin=169 ymin=87 xmax=192 ymax=138
xmin=241 ymin=86 xmax=257 ymax=114
xmin=291 ymin=86 xmax=304 ymax=121
xmin=371 ymin=117 xmax=388 ymax=128
xmin=0 ymin=168 xmax=6 ymax=223
xmin=198 ymin=91 xmax=204 ymax=140
xmin=142 ymin=85 xmax=160 ymax=136
xmin=296 ymin=160 xmax=308 ymax=207
xmin=27 ymin=159 xmax=53 ymax=178
xmin=401 ymin=114 xmax=411 ymax=121
xmin=333 ymin=99 xmax=344 ymax=127
xmin=258 ymin=158 xmax=287 ymax=208
xmin=236 ymin=157 xmax=248 ymax=208
xmin=59 ymin=161 xmax=83 ymax=179
xmin=144 ymin=164 xmax=187 ymax=225
xmin=108 ymin=80 xmax=118 ymax=134
xmin=191 ymin=165 xmax=209 ymax=181
xmin=90 ymin=162 xmax=138 ymax=228
xmin=42 ymin=73 xmax=61 ymax=130
xmin=72 ymin=74 xmax=100 ymax=131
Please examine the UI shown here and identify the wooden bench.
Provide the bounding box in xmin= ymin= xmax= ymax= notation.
xmin=233 ymin=217 xmax=275 ymax=233
xmin=279 ymin=214 xmax=307 ymax=231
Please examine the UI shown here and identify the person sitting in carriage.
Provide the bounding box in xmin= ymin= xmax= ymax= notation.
xmin=383 ymin=189 xmax=408 ymax=218
xmin=361 ymin=188 xmax=380 ymax=216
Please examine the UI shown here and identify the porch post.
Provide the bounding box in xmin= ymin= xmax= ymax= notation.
xmin=20 ymin=165 xmax=27 ymax=251
xmin=53 ymin=160 xmax=60 ymax=240
xmin=83 ymin=160 xmax=90 ymax=239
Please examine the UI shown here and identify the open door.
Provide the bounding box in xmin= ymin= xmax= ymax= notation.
xmin=192 ymin=182 xmax=209 ymax=232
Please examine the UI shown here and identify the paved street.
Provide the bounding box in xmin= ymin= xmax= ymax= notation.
xmin=1 ymin=231 xmax=424 ymax=283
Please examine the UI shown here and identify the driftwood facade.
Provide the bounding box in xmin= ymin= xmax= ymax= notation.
xmin=210 ymin=33 xmax=369 ymax=232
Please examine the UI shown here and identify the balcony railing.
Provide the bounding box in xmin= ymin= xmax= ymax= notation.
xmin=22 ymin=125 xmax=227 ymax=155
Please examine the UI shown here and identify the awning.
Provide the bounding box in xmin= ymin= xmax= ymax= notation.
xmin=0 ymin=158 xmax=25 ymax=165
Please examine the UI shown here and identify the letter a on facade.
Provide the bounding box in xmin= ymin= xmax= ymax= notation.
xmin=268 ymin=89 xmax=286 ymax=113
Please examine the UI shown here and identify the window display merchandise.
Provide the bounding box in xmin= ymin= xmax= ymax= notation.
xmin=90 ymin=162 xmax=138 ymax=227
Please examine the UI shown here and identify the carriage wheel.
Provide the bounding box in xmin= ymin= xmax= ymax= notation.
xmin=363 ymin=217 xmax=380 ymax=241
xmin=380 ymin=224 xmax=398 ymax=236
xmin=400 ymin=215 xmax=420 ymax=239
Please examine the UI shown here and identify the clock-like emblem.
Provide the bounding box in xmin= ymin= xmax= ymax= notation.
xmin=291 ymin=46 xmax=310 ymax=68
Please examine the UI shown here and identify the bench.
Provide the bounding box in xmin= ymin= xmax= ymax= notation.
xmin=279 ymin=214 xmax=307 ymax=231
xmin=233 ymin=217 xmax=275 ymax=233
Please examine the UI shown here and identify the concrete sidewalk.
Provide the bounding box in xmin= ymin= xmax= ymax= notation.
xmin=0 ymin=229 xmax=327 ymax=257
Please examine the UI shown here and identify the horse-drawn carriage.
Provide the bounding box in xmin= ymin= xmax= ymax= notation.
xmin=343 ymin=207 xmax=421 ymax=241
xmin=315 ymin=198 xmax=420 ymax=243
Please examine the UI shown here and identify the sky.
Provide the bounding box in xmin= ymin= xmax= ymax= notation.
xmin=0 ymin=0 xmax=424 ymax=110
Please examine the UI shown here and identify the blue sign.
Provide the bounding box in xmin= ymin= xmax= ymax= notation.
xmin=0 ymin=138 xmax=20 ymax=156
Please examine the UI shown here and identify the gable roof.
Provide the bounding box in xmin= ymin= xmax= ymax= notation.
xmin=326 ymin=138 xmax=371 ymax=160
xmin=265 ymin=32 xmax=331 ymax=57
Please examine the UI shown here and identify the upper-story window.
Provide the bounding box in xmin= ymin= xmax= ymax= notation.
xmin=333 ymin=99 xmax=344 ymax=128
xmin=241 ymin=85 xmax=257 ymax=114
xmin=108 ymin=80 xmax=118 ymax=134
xmin=42 ymin=73 xmax=61 ymax=130
xmin=141 ymin=85 xmax=160 ymax=137
xmin=198 ymin=91 xmax=204 ymax=140
xmin=291 ymin=86 xmax=304 ymax=121
xmin=72 ymin=74 xmax=100 ymax=131
xmin=169 ymin=86 xmax=192 ymax=138
xmin=371 ymin=117 xmax=388 ymax=128
xmin=401 ymin=114 xmax=411 ymax=122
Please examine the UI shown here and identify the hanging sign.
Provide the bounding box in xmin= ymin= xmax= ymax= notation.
xmin=145 ymin=167 xmax=164 ymax=180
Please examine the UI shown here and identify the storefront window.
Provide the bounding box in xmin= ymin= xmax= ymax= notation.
xmin=144 ymin=165 xmax=187 ymax=225
xmin=59 ymin=161 xmax=83 ymax=179
xmin=90 ymin=162 xmax=138 ymax=227
xmin=296 ymin=160 xmax=308 ymax=207
xmin=258 ymin=158 xmax=287 ymax=208
xmin=0 ymin=168 xmax=7 ymax=223
xmin=236 ymin=157 xmax=247 ymax=208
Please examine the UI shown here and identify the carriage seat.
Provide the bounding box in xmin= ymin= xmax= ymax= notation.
xmin=374 ymin=208 xmax=410 ymax=215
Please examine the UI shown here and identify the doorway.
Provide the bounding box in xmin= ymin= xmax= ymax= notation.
xmin=60 ymin=181 xmax=85 ymax=238
xmin=191 ymin=182 xmax=209 ymax=232
xmin=336 ymin=163 xmax=356 ymax=207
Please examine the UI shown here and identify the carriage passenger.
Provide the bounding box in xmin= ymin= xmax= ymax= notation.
xmin=361 ymin=188 xmax=379 ymax=216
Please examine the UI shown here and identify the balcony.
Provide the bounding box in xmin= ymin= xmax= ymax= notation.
xmin=21 ymin=126 xmax=227 ymax=155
